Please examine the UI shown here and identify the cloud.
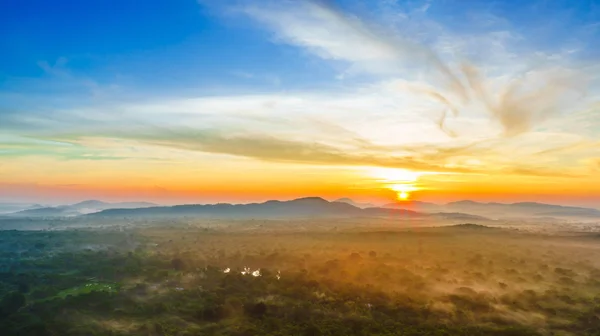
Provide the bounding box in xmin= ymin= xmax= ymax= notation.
xmin=42 ymin=127 xmax=466 ymax=173
xmin=4 ymin=79 xmax=597 ymax=179
xmin=241 ymin=0 xmax=467 ymax=93
xmin=533 ymin=140 xmax=600 ymax=156
xmin=32 ymin=124 xmax=588 ymax=179
xmin=3 ymin=67 xmax=598 ymax=181
xmin=587 ymin=158 xmax=600 ymax=171
xmin=459 ymin=64 xmax=589 ymax=137
xmin=244 ymin=1 xmax=396 ymax=63
xmin=505 ymin=167 xmax=583 ymax=179
xmin=238 ymin=0 xmax=594 ymax=137
xmin=37 ymin=57 xmax=69 ymax=76
xmin=0 ymin=135 xmax=130 ymax=161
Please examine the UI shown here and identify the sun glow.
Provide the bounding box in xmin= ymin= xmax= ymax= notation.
xmin=368 ymin=168 xmax=422 ymax=182
xmin=390 ymin=183 xmax=417 ymax=201
xmin=367 ymin=168 xmax=423 ymax=201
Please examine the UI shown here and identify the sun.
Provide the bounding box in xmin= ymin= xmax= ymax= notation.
xmin=391 ymin=184 xmax=415 ymax=201
xmin=398 ymin=191 xmax=409 ymax=200
xmin=366 ymin=167 xmax=422 ymax=202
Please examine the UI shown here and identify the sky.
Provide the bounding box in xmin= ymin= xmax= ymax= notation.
xmin=1 ymin=0 xmax=600 ymax=206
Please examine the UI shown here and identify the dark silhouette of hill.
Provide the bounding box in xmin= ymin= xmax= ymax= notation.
xmin=383 ymin=201 xmax=441 ymax=212
xmin=69 ymin=200 xmax=156 ymax=211
xmin=86 ymin=197 xmax=493 ymax=221
xmin=537 ymin=209 xmax=600 ymax=217
xmin=10 ymin=196 xmax=594 ymax=220
xmin=333 ymin=198 xmax=377 ymax=209
xmin=0 ymin=203 xmax=45 ymax=214
xmin=430 ymin=212 xmax=490 ymax=221
xmin=11 ymin=200 xmax=157 ymax=217
xmin=446 ymin=200 xmax=600 ymax=218
xmin=90 ymin=197 xmax=357 ymax=218
xmin=14 ymin=207 xmax=66 ymax=216
xmin=384 ymin=200 xmax=600 ymax=219
xmin=89 ymin=197 xmax=437 ymax=219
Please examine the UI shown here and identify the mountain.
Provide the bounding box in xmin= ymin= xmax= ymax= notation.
xmin=385 ymin=200 xmax=600 ymax=219
xmin=11 ymin=197 xmax=591 ymax=220
xmin=382 ymin=201 xmax=441 ymax=212
xmin=68 ymin=200 xmax=157 ymax=213
xmin=430 ymin=212 xmax=490 ymax=221
xmin=0 ymin=203 xmax=45 ymax=214
xmin=446 ymin=201 xmax=600 ymax=219
xmin=88 ymin=197 xmax=490 ymax=221
xmin=333 ymin=198 xmax=377 ymax=209
xmin=536 ymin=208 xmax=600 ymax=218
xmin=10 ymin=200 xmax=158 ymax=217
xmin=89 ymin=197 xmax=431 ymax=219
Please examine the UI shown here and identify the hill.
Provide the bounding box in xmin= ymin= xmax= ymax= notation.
xmin=11 ymin=200 xmax=158 ymax=217
xmin=384 ymin=200 xmax=600 ymax=219
xmin=0 ymin=203 xmax=45 ymax=214
xmin=333 ymin=198 xmax=377 ymax=209
xmin=90 ymin=197 xmax=430 ymax=219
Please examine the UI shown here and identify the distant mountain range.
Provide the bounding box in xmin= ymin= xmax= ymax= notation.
xmin=10 ymin=200 xmax=157 ymax=217
xmin=333 ymin=198 xmax=377 ymax=209
xmin=383 ymin=200 xmax=600 ymax=219
xmin=4 ymin=197 xmax=598 ymax=220
xmin=88 ymin=197 xmax=424 ymax=219
xmin=87 ymin=197 xmax=492 ymax=221
xmin=0 ymin=203 xmax=45 ymax=214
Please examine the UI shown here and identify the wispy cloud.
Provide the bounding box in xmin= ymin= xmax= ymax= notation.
xmin=28 ymin=124 xmax=590 ymax=179
xmin=3 ymin=77 xmax=598 ymax=178
xmin=589 ymin=158 xmax=600 ymax=171
xmin=37 ymin=56 xmax=69 ymax=77
xmin=239 ymin=0 xmax=595 ymax=137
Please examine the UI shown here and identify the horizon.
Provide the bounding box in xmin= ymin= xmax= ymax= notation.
xmin=2 ymin=195 xmax=599 ymax=211
xmin=2 ymin=0 xmax=600 ymax=208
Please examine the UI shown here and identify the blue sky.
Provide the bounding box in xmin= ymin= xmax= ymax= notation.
xmin=3 ymin=0 xmax=599 ymax=98
xmin=1 ymin=0 xmax=337 ymax=97
xmin=1 ymin=0 xmax=600 ymax=205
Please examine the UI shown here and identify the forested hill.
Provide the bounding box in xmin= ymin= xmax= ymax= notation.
xmin=88 ymin=197 xmax=423 ymax=219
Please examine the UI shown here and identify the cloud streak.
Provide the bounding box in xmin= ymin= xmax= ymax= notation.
xmin=32 ymin=125 xmax=587 ymax=179
xmin=240 ymin=0 xmax=594 ymax=137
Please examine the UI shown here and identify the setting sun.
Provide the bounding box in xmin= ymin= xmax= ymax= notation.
xmin=391 ymin=183 xmax=417 ymax=201
xmin=367 ymin=168 xmax=422 ymax=201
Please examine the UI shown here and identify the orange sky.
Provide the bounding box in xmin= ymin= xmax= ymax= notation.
xmin=2 ymin=152 xmax=599 ymax=207
xmin=2 ymin=1 xmax=600 ymax=208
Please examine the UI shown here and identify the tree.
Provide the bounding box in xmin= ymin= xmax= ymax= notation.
xmin=17 ymin=281 xmax=30 ymax=293
xmin=0 ymin=291 xmax=26 ymax=316
xmin=303 ymin=323 xmax=322 ymax=336
xmin=245 ymin=302 xmax=267 ymax=318
xmin=171 ymin=258 xmax=185 ymax=271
